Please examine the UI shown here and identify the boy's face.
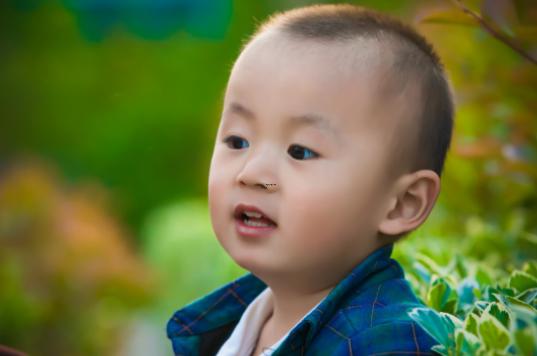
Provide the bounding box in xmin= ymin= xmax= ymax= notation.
xmin=208 ymin=30 xmax=414 ymax=291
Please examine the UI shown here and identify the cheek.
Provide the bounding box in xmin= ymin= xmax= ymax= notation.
xmin=282 ymin=163 xmax=380 ymax=245
xmin=208 ymin=148 xmax=230 ymax=196
xmin=282 ymin=173 xmax=348 ymax=240
xmin=208 ymin=153 xmax=230 ymax=232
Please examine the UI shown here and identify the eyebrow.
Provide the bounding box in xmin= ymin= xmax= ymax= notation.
xmin=225 ymin=102 xmax=340 ymax=139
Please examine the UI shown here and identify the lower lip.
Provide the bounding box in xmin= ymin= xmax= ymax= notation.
xmin=235 ymin=217 xmax=277 ymax=238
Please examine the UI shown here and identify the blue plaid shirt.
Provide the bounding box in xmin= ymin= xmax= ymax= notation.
xmin=167 ymin=243 xmax=440 ymax=355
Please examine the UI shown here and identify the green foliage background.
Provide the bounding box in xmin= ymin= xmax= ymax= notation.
xmin=0 ymin=0 xmax=536 ymax=355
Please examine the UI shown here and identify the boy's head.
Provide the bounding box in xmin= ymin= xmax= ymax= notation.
xmin=208 ymin=4 xmax=454 ymax=291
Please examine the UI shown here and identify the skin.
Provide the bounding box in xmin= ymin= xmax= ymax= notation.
xmin=207 ymin=29 xmax=440 ymax=355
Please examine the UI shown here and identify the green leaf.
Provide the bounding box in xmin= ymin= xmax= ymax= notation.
xmin=427 ymin=277 xmax=458 ymax=313
xmin=517 ymin=288 xmax=537 ymax=304
xmin=476 ymin=265 xmax=495 ymax=287
xmin=465 ymin=313 xmax=479 ymax=335
xmin=408 ymin=307 xmax=462 ymax=349
xmin=473 ymin=301 xmax=491 ymax=314
xmin=457 ymin=276 xmax=479 ymax=307
xmin=484 ymin=302 xmax=511 ymax=329
xmin=473 ymin=287 xmax=483 ymax=300
xmin=478 ymin=313 xmax=511 ymax=351
xmin=485 ymin=286 xmax=513 ymax=303
xmin=514 ymin=326 xmax=537 ymax=356
xmin=510 ymin=270 xmax=537 ymax=293
xmin=444 ymin=299 xmax=458 ymax=315
xmin=496 ymin=287 xmax=516 ymax=297
xmin=412 ymin=261 xmax=432 ymax=284
xmin=455 ymin=328 xmax=482 ymax=355
xmin=428 ymin=278 xmax=449 ymax=310
xmin=415 ymin=253 xmax=447 ymax=277
xmin=504 ymin=295 xmax=537 ymax=324
xmin=454 ymin=254 xmax=469 ymax=279
xmin=523 ymin=260 xmax=537 ymax=278
xmin=431 ymin=344 xmax=449 ymax=356
xmin=444 ymin=312 xmax=464 ymax=329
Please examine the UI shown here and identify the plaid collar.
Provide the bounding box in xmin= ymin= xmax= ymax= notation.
xmin=167 ymin=243 xmax=398 ymax=355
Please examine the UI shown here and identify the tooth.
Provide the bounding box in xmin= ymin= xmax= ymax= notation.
xmin=244 ymin=219 xmax=271 ymax=227
xmin=244 ymin=211 xmax=263 ymax=218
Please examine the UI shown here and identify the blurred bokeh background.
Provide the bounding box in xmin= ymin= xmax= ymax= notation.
xmin=1 ymin=0 xmax=536 ymax=355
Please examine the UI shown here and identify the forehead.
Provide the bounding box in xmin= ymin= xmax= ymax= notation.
xmin=229 ymin=30 xmax=386 ymax=101
xmin=223 ymin=30 xmax=407 ymax=139
xmin=223 ymin=101 xmax=342 ymax=140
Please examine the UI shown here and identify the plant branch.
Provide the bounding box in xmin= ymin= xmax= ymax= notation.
xmin=449 ymin=0 xmax=537 ymax=65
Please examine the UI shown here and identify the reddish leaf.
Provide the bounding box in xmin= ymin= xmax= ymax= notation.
xmin=415 ymin=8 xmax=477 ymax=26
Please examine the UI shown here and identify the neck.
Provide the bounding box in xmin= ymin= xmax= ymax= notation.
xmin=266 ymin=282 xmax=335 ymax=336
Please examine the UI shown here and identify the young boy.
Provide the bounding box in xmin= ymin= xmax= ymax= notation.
xmin=167 ymin=3 xmax=454 ymax=355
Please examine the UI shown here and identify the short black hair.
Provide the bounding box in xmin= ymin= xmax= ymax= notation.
xmin=243 ymin=3 xmax=455 ymax=179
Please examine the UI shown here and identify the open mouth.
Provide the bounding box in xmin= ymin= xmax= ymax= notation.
xmin=233 ymin=204 xmax=277 ymax=238
xmin=235 ymin=213 xmax=277 ymax=239
xmin=237 ymin=212 xmax=277 ymax=228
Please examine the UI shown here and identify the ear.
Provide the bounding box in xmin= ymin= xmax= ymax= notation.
xmin=378 ymin=170 xmax=441 ymax=236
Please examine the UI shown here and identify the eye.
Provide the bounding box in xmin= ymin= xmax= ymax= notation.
xmin=223 ymin=135 xmax=249 ymax=149
xmin=288 ymin=144 xmax=319 ymax=160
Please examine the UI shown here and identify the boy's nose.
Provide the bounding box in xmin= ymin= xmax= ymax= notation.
xmin=235 ymin=148 xmax=279 ymax=192
xmin=237 ymin=172 xmax=279 ymax=192
xmin=241 ymin=181 xmax=276 ymax=191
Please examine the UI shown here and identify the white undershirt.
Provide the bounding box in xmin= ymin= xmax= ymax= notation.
xmin=216 ymin=287 xmax=323 ymax=356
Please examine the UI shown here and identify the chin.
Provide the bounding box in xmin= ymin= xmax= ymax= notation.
xmin=215 ymin=225 xmax=279 ymax=277
xmin=228 ymin=248 xmax=272 ymax=277
xmin=229 ymin=249 xmax=260 ymax=271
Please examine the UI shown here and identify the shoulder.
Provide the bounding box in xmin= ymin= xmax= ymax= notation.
xmin=321 ymin=279 xmax=440 ymax=355
xmin=338 ymin=277 xmax=427 ymax=327
xmin=340 ymin=320 xmax=440 ymax=355
xmin=311 ymin=314 xmax=440 ymax=355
